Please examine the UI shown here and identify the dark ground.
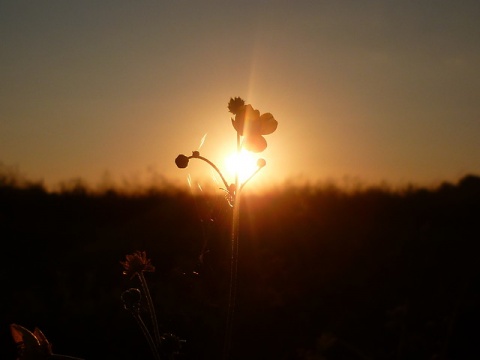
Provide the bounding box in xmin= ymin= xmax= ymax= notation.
xmin=1 ymin=174 xmax=480 ymax=359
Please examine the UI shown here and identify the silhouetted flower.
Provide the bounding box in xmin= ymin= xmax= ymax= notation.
xmin=230 ymin=101 xmax=278 ymax=153
xmin=121 ymin=288 xmax=142 ymax=312
xmin=121 ymin=251 xmax=155 ymax=280
xmin=175 ymin=154 xmax=189 ymax=168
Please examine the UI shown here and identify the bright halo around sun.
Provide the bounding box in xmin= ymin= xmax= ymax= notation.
xmin=224 ymin=149 xmax=259 ymax=183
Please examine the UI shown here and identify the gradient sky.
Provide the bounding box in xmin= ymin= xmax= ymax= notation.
xmin=1 ymin=1 xmax=479 ymax=191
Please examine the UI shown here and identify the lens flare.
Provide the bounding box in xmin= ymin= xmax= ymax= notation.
xmin=224 ymin=150 xmax=258 ymax=183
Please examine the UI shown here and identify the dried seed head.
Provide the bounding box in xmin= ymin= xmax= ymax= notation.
xmin=227 ymin=97 xmax=245 ymax=115
xmin=120 ymin=251 xmax=155 ymax=279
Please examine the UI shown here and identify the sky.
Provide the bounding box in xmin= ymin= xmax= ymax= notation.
xmin=1 ymin=0 xmax=480 ymax=192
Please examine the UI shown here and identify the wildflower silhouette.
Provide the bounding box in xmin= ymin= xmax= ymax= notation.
xmin=121 ymin=288 xmax=160 ymax=360
xmin=121 ymin=251 xmax=183 ymax=360
xmin=121 ymin=250 xmax=155 ymax=280
xmin=175 ymin=97 xmax=278 ymax=360
xmin=175 ymin=97 xmax=278 ymax=200
xmin=229 ymin=97 xmax=278 ymax=153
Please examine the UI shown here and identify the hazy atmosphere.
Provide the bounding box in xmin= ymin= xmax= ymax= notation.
xmin=2 ymin=1 xmax=480 ymax=191
xmin=3 ymin=2 xmax=480 ymax=359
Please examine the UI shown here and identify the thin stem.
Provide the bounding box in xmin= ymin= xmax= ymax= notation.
xmin=223 ymin=133 xmax=242 ymax=360
xmin=239 ymin=165 xmax=264 ymax=192
xmin=131 ymin=311 xmax=161 ymax=360
xmin=139 ymin=272 xmax=162 ymax=348
xmin=191 ymin=154 xmax=230 ymax=190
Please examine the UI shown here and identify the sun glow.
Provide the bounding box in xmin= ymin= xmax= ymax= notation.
xmin=224 ymin=150 xmax=259 ymax=183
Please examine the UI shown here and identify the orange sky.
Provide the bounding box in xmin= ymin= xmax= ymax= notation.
xmin=1 ymin=1 xmax=480 ymax=192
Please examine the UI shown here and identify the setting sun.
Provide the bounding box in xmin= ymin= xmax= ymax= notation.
xmin=224 ymin=150 xmax=259 ymax=183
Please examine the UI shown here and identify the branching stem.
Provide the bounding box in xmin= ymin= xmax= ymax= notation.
xmin=131 ymin=311 xmax=161 ymax=360
xmin=190 ymin=154 xmax=230 ymax=191
xmin=183 ymin=135 xmax=265 ymax=360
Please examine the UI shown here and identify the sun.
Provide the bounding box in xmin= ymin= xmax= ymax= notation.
xmin=224 ymin=149 xmax=259 ymax=183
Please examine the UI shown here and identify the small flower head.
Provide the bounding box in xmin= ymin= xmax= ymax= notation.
xmin=120 ymin=251 xmax=155 ymax=280
xmin=228 ymin=97 xmax=245 ymax=115
xmin=121 ymin=288 xmax=142 ymax=312
xmin=175 ymin=154 xmax=190 ymax=168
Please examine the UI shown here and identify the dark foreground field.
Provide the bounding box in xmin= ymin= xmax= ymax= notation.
xmin=1 ymin=175 xmax=480 ymax=359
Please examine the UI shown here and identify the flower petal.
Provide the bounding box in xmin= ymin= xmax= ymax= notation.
xmin=259 ymin=113 xmax=278 ymax=135
xmin=232 ymin=117 xmax=243 ymax=135
xmin=234 ymin=105 xmax=261 ymax=136
xmin=244 ymin=135 xmax=267 ymax=153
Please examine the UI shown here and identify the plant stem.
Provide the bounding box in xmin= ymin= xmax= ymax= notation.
xmin=240 ymin=165 xmax=263 ymax=192
xmin=223 ymin=133 xmax=241 ymax=360
xmin=139 ymin=272 xmax=162 ymax=349
xmin=193 ymin=154 xmax=230 ymax=190
xmin=131 ymin=311 xmax=161 ymax=360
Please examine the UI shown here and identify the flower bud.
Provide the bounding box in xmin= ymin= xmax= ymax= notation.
xmin=121 ymin=288 xmax=142 ymax=312
xmin=175 ymin=154 xmax=189 ymax=168
xmin=257 ymin=158 xmax=266 ymax=168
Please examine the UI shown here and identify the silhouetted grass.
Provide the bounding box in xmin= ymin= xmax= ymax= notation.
xmin=2 ymin=173 xmax=480 ymax=359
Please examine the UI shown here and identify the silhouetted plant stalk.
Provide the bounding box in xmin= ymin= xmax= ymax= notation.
xmin=138 ymin=271 xmax=162 ymax=346
xmin=121 ymin=251 xmax=183 ymax=360
xmin=175 ymin=97 xmax=278 ymax=360
xmin=121 ymin=288 xmax=161 ymax=360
